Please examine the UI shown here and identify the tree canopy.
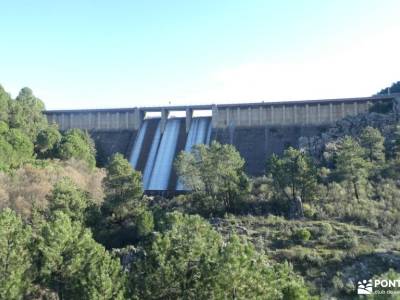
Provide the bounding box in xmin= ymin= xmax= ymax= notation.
xmin=266 ymin=147 xmax=318 ymax=203
xmin=35 ymin=124 xmax=62 ymax=157
xmin=376 ymin=81 xmax=400 ymax=95
xmin=334 ymin=136 xmax=371 ymax=199
xmin=47 ymin=177 xmax=91 ymax=222
xmin=36 ymin=211 xmax=126 ymax=300
xmin=175 ymin=141 xmax=249 ymax=214
xmin=97 ymin=153 xmax=153 ymax=248
xmin=9 ymin=87 xmax=47 ymax=140
xmin=0 ymin=85 xmax=98 ymax=172
xmin=0 ymin=209 xmax=32 ymax=299
xmin=130 ymin=212 xmax=311 ymax=300
xmin=57 ymin=129 xmax=97 ymax=168
xmin=359 ymin=126 xmax=385 ymax=163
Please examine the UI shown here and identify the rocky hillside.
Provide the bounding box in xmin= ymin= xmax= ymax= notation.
xmin=210 ymin=215 xmax=400 ymax=298
xmin=299 ymin=99 xmax=399 ymax=161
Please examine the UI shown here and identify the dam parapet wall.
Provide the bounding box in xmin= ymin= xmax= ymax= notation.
xmin=214 ymin=97 xmax=375 ymax=127
xmin=45 ymin=108 xmax=142 ymax=131
xmin=45 ymin=95 xmax=397 ymax=131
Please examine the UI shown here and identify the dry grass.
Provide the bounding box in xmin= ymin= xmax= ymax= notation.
xmin=0 ymin=158 xmax=105 ymax=219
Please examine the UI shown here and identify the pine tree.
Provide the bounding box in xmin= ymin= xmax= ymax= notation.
xmin=99 ymin=153 xmax=152 ymax=248
xmin=359 ymin=126 xmax=385 ymax=163
xmin=175 ymin=141 xmax=249 ymax=213
xmin=35 ymin=123 xmax=62 ymax=158
xmin=9 ymin=87 xmax=47 ymax=140
xmin=334 ymin=136 xmax=371 ymax=200
xmin=130 ymin=212 xmax=311 ymax=299
xmin=48 ymin=178 xmax=90 ymax=222
xmin=36 ymin=211 xmax=126 ymax=299
xmin=266 ymin=147 xmax=318 ymax=202
xmin=57 ymin=129 xmax=97 ymax=168
xmin=0 ymin=209 xmax=32 ymax=299
xmin=0 ymin=85 xmax=11 ymax=123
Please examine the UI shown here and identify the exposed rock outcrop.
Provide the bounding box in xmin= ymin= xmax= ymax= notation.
xmin=288 ymin=196 xmax=304 ymax=219
xmin=299 ymin=111 xmax=399 ymax=160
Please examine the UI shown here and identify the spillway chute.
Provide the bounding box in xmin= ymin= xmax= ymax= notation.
xmin=176 ymin=117 xmax=211 ymax=191
xmin=129 ymin=120 xmax=148 ymax=169
xmin=142 ymin=121 xmax=162 ymax=189
xmin=129 ymin=116 xmax=212 ymax=193
xmin=147 ymin=119 xmax=181 ymax=190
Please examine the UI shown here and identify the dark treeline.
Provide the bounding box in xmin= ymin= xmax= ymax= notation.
xmin=377 ymin=81 xmax=400 ymax=95
xmin=1 ymin=83 xmax=400 ymax=299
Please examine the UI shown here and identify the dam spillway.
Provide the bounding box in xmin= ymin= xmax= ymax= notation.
xmin=44 ymin=94 xmax=399 ymax=192
xmin=146 ymin=118 xmax=181 ymax=191
xmin=129 ymin=117 xmax=212 ymax=192
xmin=176 ymin=117 xmax=212 ymax=191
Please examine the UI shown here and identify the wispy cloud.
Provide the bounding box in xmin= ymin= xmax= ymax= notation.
xmin=189 ymin=24 xmax=400 ymax=103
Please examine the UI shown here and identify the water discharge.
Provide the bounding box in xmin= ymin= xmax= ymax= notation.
xmin=129 ymin=117 xmax=212 ymax=191
xmin=129 ymin=120 xmax=148 ymax=169
xmin=142 ymin=121 xmax=162 ymax=189
xmin=147 ymin=119 xmax=181 ymax=190
xmin=176 ymin=117 xmax=211 ymax=190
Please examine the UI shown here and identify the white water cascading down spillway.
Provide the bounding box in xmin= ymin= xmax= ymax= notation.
xmin=176 ymin=117 xmax=212 ymax=191
xmin=129 ymin=119 xmax=148 ymax=169
xmin=129 ymin=117 xmax=212 ymax=192
xmin=147 ymin=118 xmax=181 ymax=190
xmin=142 ymin=120 xmax=162 ymax=189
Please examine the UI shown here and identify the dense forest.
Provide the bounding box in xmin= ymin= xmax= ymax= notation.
xmin=1 ymin=83 xmax=400 ymax=299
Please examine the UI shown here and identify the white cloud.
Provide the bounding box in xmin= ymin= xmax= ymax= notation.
xmin=188 ymin=24 xmax=400 ymax=104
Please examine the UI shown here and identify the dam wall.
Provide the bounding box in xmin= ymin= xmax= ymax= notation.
xmin=45 ymin=95 xmax=398 ymax=189
xmin=45 ymin=108 xmax=143 ymax=131
xmin=212 ymin=125 xmax=327 ymax=176
xmin=46 ymin=96 xmax=395 ymax=131
xmin=213 ymin=98 xmax=371 ymax=127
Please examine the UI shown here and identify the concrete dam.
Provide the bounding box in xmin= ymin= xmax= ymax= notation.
xmin=45 ymin=94 xmax=398 ymax=192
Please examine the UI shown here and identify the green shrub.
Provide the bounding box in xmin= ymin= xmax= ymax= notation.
xmin=318 ymin=222 xmax=333 ymax=237
xmin=338 ymin=233 xmax=359 ymax=249
xmin=331 ymin=276 xmax=343 ymax=292
xmin=136 ymin=210 xmax=154 ymax=237
xmin=293 ymin=228 xmax=311 ymax=243
xmin=303 ymin=203 xmax=316 ymax=219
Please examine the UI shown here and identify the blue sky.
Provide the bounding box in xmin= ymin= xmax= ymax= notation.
xmin=1 ymin=0 xmax=400 ymax=109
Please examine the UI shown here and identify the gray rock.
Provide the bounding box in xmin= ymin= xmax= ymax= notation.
xmin=289 ymin=196 xmax=304 ymax=219
xmin=299 ymin=111 xmax=398 ymax=160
